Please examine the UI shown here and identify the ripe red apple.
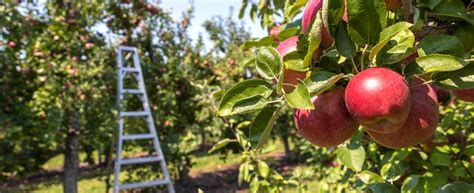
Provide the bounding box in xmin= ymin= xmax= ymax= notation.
xmin=452 ymin=89 xmax=474 ymax=102
xmin=269 ymin=25 xmax=281 ymax=42
xmin=301 ymin=0 xmax=333 ymax=48
xmin=294 ymin=87 xmax=359 ymax=147
xmin=282 ymin=69 xmax=307 ymax=93
xmin=367 ymin=77 xmax=439 ymax=149
xmin=8 ymin=41 xmax=16 ymax=48
xmin=276 ymin=36 xmax=298 ymax=57
xmin=385 ymin=0 xmax=402 ymax=10
xmin=345 ymin=68 xmax=411 ymax=134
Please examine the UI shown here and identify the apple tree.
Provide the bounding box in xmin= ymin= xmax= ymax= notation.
xmin=214 ymin=0 xmax=474 ymax=192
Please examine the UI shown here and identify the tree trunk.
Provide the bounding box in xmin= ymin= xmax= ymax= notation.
xmin=64 ymin=110 xmax=80 ymax=193
xmin=281 ymin=134 xmax=292 ymax=162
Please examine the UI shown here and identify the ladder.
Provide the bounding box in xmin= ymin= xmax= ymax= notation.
xmin=114 ymin=46 xmax=175 ymax=193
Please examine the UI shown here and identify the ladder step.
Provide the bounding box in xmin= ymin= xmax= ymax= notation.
xmin=122 ymin=89 xmax=144 ymax=94
xmin=120 ymin=156 xmax=162 ymax=165
xmin=118 ymin=178 xmax=171 ymax=190
xmin=121 ymin=111 xmax=148 ymax=117
xmin=121 ymin=68 xmax=139 ymax=73
xmin=122 ymin=133 xmax=155 ymax=140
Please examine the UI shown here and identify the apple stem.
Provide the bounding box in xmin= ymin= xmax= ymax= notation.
xmin=360 ymin=44 xmax=369 ymax=71
xmin=350 ymin=57 xmax=359 ymax=73
xmin=464 ymin=58 xmax=474 ymax=62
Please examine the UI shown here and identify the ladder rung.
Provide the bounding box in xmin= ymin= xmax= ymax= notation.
xmin=122 ymin=133 xmax=155 ymax=140
xmin=121 ymin=68 xmax=139 ymax=73
xmin=119 ymin=46 xmax=137 ymax=52
xmin=122 ymin=89 xmax=144 ymax=94
xmin=118 ymin=178 xmax=171 ymax=190
xmin=121 ymin=111 xmax=148 ymax=117
xmin=120 ymin=156 xmax=162 ymax=165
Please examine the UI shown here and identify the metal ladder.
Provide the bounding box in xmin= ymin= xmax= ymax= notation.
xmin=114 ymin=46 xmax=175 ymax=193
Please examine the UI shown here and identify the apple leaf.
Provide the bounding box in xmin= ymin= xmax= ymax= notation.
xmin=401 ymin=175 xmax=425 ymax=193
xmin=335 ymin=22 xmax=357 ymax=58
xmin=208 ymin=138 xmax=237 ymax=153
xmin=336 ymin=143 xmax=365 ymax=172
xmin=380 ymin=163 xmax=404 ymax=182
xmin=368 ymin=183 xmax=400 ymax=193
xmin=242 ymin=36 xmax=274 ymax=50
xmin=303 ymin=11 xmax=322 ymax=67
xmin=415 ymin=54 xmax=466 ymax=73
xmin=424 ymin=171 xmax=449 ymax=193
xmin=304 ymin=71 xmax=344 ymax=96
xmin=218 ymin=79 xmax=273 ymax=116
xmin=429 ymin=152 xmax=451 ymax=166
xmin=277 ymin=27 xmax=300 ymax=41
xmin=369 ymin=22 xmax=413 ymax=62
xmin=284 ymin=0 xmax=308 ymax=21
xmin=432 ymin=63 xmax=474 ymax=89
xmin=418 ymin=34 xmax=465 ymax=59
xmin=232 ymin=95 xmax=268 ymax=115
xmin=453 ymin=21 xmax=474 ymax=53
xmin=257 ymin=160 xmax=270 ymax=179
xmin=285 ymin=59 xmax=308 ymax=72
xmin=285 ymin=80 xmax=314 ymax=109
xmin=256 ymin=46 xmax=283 ymax=79
xmin=432 ymin=0 xmax=470 ymax=22
xmin=358 ymin=171 xmax=384 ymax=185
xmin=438 ymin=182 xmax=474 ymax=193
xmin=347 ymin=0 xmax=387 ymax=45
xmin=322 ymin=0 xmax=345 ymax=37
xmin=374 ymin=29 xmax=415 ymax=65
xmin=241 ymin=56 xmax=256 ymax=67
xmin=249 ymin=106 xmax=283 ymax=149
xmin=238 ymin=1 xmax=248 ymax=19
xmin=416 ymin=0 xmax=441 ymax=9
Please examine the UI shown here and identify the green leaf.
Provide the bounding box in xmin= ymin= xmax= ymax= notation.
xmin=242 ymin=56 xmax=256 ymax=67
xmin=347 ymin=0 xmax=387 ymax=45
xmin=218 ymin=79 xmax=273 ymax=116
xmin=284 ymin=0 xmax=308 ymax=21
xmin=381 ymin=163 xmax=404 ymax=182
xmin=432 ymin=0 xmax=470 ymax=22
xmin=335 ymin=22 xmax=357 ymax=58
xmin=239 ymin=162 xmax=249 ymax=184
xmin=374 ymin=29 xmax=415 ymax=65
xmin=208 ymin=138 xmax=237 ymax=153
xmin=249 ymin=106 xmax=283 ymax=149
xmin=256 ymin=46 xmax=284 ymax=79
xmin=416 ymin=0 xmax=441 ymax=9
xmin=239 ymin=1 xmax=248 ymax=19
xmin=429 ymin=152 xmax=451 ymax=166
xmin=285 ymin=59 xmax=309 ymax=72
xmin=423 ymin=171 xmax=449 ymax=193
xmin=277 ymin=27 xmax=300 ymax=41
xmin=322 ymin=0 xmax=345 ymax=37
xmin=368 ymin=183 xmax=400 ymax=193
xmin=303 ymin=12 xmax=322 ymax=67
xmin=285 ymin=80 xmax=314 ymax=109
xmin=358 ymin=170 xmax=384 ymax=185
xmin=336 ymin=144 xmax=365 ymax=172
xmin=453 ymin=21 xmax=474 ymax=53
xmin=232 ymin=95 xmax=268 ymax=115
xmin=432 ymin=63 xmax=474 ymax=89
xmin=304 ymin=71 xmax=344 ymax=96
xmin=257 ymin=160 xmax=270 ymax=179
xmin=438 ymin=181 xmax=474 ymax=193
xmin=418 ymin=34 xmax=465 ymax=59
xmin=415 ymin=54 xmax=466 ymax=73
xmin=369 ymin=22 xmax=413 ymax=62
xmin=242 ymin=36 xmax=274 ymax=50
xmin=401 ymin=175 xmax=425 ymax=193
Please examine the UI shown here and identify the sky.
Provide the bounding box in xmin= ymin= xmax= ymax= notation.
xmin=160 ymin=0 xmax=267 ymax=46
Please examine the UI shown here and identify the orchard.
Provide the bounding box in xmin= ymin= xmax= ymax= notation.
xmin=1 ymin=0 xmax=474 ymax=193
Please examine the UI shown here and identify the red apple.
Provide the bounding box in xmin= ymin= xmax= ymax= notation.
xmin=345 ymin=68 xmax=411 ymax=134
xmin=294 ymin=87 xmax=359 ymax=147
xmin=452 ymin=89 xmax=474 ymax=102
xmin=301 ymin=0 xmax=333 ymax=48
xmin=367 ymin=77 xmax=439 ymax=149
xmin=276 ymin=36 xmax=298 ymax=57
xmin=385 ymin=0 xmax=402 ymax=10
xmin=282 ymin=68 xmax=307 ymax=93
xmin=269 ymin=25 xmax=281 ymax=42
xmin=8 ymin=41 xmax=16 ymax=48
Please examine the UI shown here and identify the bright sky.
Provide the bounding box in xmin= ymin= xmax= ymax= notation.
xmin=160 ymin=0 xmax=267 ymax=43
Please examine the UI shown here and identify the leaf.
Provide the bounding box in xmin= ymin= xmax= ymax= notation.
xmin=429 ymin=152 xmax=451 ymax=166
xmin=239 ymin=162 xmax=249 ymax=184
xmin=208 ymin=139 xmax=237 ymax=153
xmin=277 ymin=27 xmax=300 ymax=41
xmin=423 ymin=171 xmax=449 ymax=193
xmin=401 ymin=175 xmax=425 ymax=193
xmin=417 ymin=34 xmax=465 ymax=59
xmin=368 ymin=183 xmax=400 ymax=193
xmin=369 ymin=22 xmax=413 ymax=61
xmin=415 ymin=54 xmax=466 ymax=73
xmin=232 ymin=95 xmax=268 ymax=115
xmin=242 ymin=36 xmax=274 ymax=50
xmin=358 ymin=170 xmax=384 ymax=185
xmin=438 ymin=181 xmax=474 ymax=193
xmin=239 ymin=1 xmax=248 ymax=19
xmin=304 ymin=71 xmax=344 ymax=96
xmin=453 ymin=21 xmax=474 ymax=53
xmin=284 ymin=0 xmax=308 ymax=21
xmin=381 ymin=163 xmax=404 ymax=182
xmin=432 ymin=63 xmax=474 ymax=89
xmin=374 ymin=29 xmax=415 ymax=65
xmin=249 ymin=106 xmax=283 ymax=149
xmin=242 ymin=56 xmax=256 ymax=67
xmin=432 ymin=0 xmax=470 ymax=22
xmin=285 ymin=59 xmax=309 ymax=72
xmin=347 ymin=0 xmax=387 ymax=45
xmin=416 ymin=0 xmax=441 ymax=9
xmin=322 ymin=0 xmax=345 ymax=37
xmin=303 ymin=11 xmax=322 ymax=67
xmin=218 ymin=79 xmax=273 ymax=116
xmin=335 ymin=22 xmax=357 ymax=58
xmin=257 ymin=160 xmax=270 ymax=179
xmin=285 ymin=80 xmax=314 ymax=109
xmin=256 ymin=46 xmax=284 ymax=79
xmin=336 ymin=143 xmax=365 ymax=172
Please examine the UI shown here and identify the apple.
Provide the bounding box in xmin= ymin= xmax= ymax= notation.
xmin=294 ymin=87 xmax=359 ymax=147
xmin=345 ymin=67 xmax=411 ymax=134
xmin=8 ymin=41 xmax=16 ymax=48
xmin=269 ymin=25 xmax=281 ymax=42
xmin=385 ymin=0 xmax=402 ymax=10
xmin=367 ymin=77 xmax=439 ymax=149
xmin=276 ymin=36 xmax=298 ymax=57
xmin=301 ymin=0 xmax=333 ymax=48
xmin=282 ymin=68 xmax=307 ymax=93
xmin=452 ymin=89 xmax=474 ymax=102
